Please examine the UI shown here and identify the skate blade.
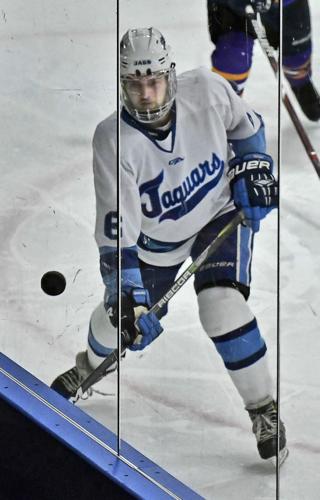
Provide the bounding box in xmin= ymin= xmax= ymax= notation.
xmin=70 ymin=386 xmax=94 ymax=404
xmin=269 ymin=447 xmax=289 ymax=467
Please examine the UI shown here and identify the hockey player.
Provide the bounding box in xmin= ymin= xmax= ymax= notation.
xmin=208 ymin=0 xmax=320 ymax=121
xmin=51 ymin=27 xmax=287 ymax=463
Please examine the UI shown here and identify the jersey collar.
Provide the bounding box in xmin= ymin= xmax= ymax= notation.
xmin=121 ymin=102 xmax=177 ymax=153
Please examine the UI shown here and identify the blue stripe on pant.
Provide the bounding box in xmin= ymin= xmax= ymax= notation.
xmin=238 ymin=224 xmax=253 ymax=286
xmin=211 ymin=318 xmax=267 ymax=370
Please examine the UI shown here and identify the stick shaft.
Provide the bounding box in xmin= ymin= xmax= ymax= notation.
xmin=149 ymin=210 xmax=244 ymax=317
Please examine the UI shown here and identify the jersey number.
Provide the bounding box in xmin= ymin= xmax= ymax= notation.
xmin=104 ymin=211 xmax=122 ymax=240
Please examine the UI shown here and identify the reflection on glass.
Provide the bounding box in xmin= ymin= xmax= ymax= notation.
xmin=282 ymin=0 xmax=320 ymax=122
xmin=281 ymin=0 xmax=320 ymax=499
xmin=119 ymin=1 xmax=281 ymax=497
xmin=70 ymin=3 xmax=120 ymax=437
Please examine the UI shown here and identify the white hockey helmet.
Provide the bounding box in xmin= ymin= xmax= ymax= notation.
xmin=120 ymin=27 xmax=177 ymax=123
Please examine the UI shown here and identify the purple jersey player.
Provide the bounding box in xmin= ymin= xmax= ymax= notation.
xmin=208 ymin=0 xmax=320 ymax=121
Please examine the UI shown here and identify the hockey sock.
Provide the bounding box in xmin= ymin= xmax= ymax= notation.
xmin=87 ymin=302 xmax=117 ymax=369
xmin=198 ymin=287 xmax=273 ymax=406
xmin=211 ymin=31 xmax=254 ymax=94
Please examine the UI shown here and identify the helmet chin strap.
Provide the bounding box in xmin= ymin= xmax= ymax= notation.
xmin=135 ymin=104 xmax=168 ymax=123
xmin=145 ymin=109 xmax=172 ymax=130
xmin=130 ymin=101 xmax=173 ymax=127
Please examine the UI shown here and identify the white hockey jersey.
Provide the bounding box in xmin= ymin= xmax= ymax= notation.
xmin=93 ymin=67 xmax=263 ymax=267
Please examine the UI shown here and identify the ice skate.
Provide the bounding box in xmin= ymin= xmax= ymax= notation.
xmin=50 ymin=351 xmax=94 ymax=400
xmin=247 ymin=396 xmax=288 ymax=466
xmin=292 ymin=80 xmax=320 ymax=122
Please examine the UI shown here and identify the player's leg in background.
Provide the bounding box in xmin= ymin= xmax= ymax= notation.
xmin=207 ymin=0 xmax=256 ymax=94
xmin=283 ymin=0 xmax=320 ymax=121
xmin=262 ymin=0 xmax=320 ymax=121
xmin=191 ymin=210 xmax=287 ymax=461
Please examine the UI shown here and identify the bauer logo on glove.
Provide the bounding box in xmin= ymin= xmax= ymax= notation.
xmin=227 ymin=155 xmax=272 ymax=181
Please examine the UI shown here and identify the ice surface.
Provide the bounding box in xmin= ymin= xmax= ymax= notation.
xmin=1 ymin=1 xmax=319 ymax=498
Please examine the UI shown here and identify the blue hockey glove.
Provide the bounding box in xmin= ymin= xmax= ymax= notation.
xmin=132 ymin=310 xmax=164 ymax=351
xmin=106 ymin=288 xmax=163 ymax=351
xmin=227 ymin=153 xmax=278 ymax=233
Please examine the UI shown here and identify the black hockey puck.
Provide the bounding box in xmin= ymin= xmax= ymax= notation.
xmin=41 ymin=271 xmax=66 ymax=296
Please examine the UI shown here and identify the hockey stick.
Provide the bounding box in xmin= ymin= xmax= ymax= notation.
xmin=70 ymin=209 xmax=245 ymax=403
xmin=246 ymin=6 xmax=320 ymax=178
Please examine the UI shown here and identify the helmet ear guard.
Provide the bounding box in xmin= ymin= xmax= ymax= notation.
xmin=120 ymin=27 xmax=177 ymax=123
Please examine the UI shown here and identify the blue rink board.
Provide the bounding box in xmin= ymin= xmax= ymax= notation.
xmin=0 ymin=352 xmax=204 ymax=500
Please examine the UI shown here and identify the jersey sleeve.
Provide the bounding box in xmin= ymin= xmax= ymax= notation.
xmin=205 ymin=69 xmax=267 ymax=156
xmin=92 ymin=118 xmax=144 ymax=295
xmin=93 ymin=122 xmax=141 ymax=250
xmin=223 ymin=84 xmax=267 ymax=156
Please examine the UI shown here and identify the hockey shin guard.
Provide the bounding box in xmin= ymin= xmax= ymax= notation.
xmin=198 ymin=287 xmax=273 ymax=406
xmin=87 ymin=302 xmax=117 ymax=369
